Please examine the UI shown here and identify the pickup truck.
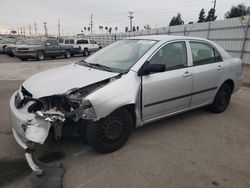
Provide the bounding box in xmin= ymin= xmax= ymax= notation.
xmin=14 ymin=38 xmax=73 ymax=61
xmin=63 ymin=38 xmax=101 ymax=56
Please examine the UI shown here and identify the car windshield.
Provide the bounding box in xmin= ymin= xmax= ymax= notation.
xmin=83 ymin=39 xmax=157 ymax=72
xmin=25 ymin=39 xmax=43 ymax=45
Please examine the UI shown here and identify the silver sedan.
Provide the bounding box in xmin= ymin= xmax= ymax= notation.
xmin=9 ymin=35 xmax=243 ymax=174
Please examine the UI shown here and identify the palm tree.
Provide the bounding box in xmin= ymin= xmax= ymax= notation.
xmin=105 ymin=26 xmax=108 ymax=33
xmin=108 ymin=27 xmax=112 ymax=34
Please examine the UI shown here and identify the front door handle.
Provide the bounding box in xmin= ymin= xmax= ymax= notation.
xmin=183 ymin=71 xmax=192 ymax=77
xmin=217 ymin=65 xmax=223 ymax=70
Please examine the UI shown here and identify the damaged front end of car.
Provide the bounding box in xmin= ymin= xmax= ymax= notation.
xmin=10 ymin=79 xmax=111 ymax=175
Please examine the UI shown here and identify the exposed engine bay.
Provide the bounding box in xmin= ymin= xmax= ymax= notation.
xmin=14 ymin=78 xmax=113 ymax=142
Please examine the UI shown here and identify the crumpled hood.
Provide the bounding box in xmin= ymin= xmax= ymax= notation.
xmin=23 ymin=64 xmax=119 ymax=98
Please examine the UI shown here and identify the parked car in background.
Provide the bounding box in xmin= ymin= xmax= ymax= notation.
xmin=5 ymin=39 xmax=27 ymax=57
xmin=0 ymin=38 xmax=17 ymax=53
xmin=63 ymin=38 xmax=101 ymax=56
xmin=9 ymin=35 xmax=242 ymax=175
xmin=14 ymin=38 xmax=74 ymax=61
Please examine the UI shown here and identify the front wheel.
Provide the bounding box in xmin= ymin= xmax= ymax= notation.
xmin=86 ymin=108 xmax=133 ymax=153
xmin=207 ymin=83 xmax=232 ymax=113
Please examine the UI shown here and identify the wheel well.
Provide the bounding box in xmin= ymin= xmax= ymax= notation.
xmin=223 ymin=79 xmax=234 ymax=92
xmin=37 ymin=50 xmax=44 ymax=53
xmin=122 ymin=104 xmax=136 ymax=128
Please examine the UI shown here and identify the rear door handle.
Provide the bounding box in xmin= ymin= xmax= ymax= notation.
xmin=217 ymin=65 xmax=223 ymax=70
xmin=183 ymin=71 xmax=192 ymax=77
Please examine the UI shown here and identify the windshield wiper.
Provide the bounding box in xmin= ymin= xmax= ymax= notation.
xmin=77 ymin=60 xmax=118 ymax=73
xmin=89 ymin=63 xmax=113 ymax=72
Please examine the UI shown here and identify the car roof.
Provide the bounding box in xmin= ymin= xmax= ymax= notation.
xmin=127 ymin=35 xmax=209 ymax=42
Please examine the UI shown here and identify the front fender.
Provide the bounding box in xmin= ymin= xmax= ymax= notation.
xmin=86 ymin=71 xmax=142 ymax=123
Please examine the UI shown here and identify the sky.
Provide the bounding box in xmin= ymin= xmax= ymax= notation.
xmin=0 ymin=0 xmax=249 ymax=36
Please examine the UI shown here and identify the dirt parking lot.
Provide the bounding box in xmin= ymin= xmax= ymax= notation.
xmin=0 ymin=54 xmax=250 ymax=188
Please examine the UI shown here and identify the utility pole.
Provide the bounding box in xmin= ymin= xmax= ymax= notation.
xmin=28 ymin=25 xmax=31 ymax=36
xmin=58 ymin=19 xmax=61 ymax=36
xmin=128 ymin=11 xmax=134 ymax=32
xmin=34 ymin=22 xmax=37 ymax=36
xmin=23 ymin=26 xmax=26 ymax=36
xmin=43 ymin=22 xmax=48 ymax=37
xmin=89 ymin=14 xmax=93 ymax=35
xmin=212 ymin=0 xmax=216 ymax=9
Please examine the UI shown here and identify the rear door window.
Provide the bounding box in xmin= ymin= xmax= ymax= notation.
xmin=190 ymin=42 xmax=223 ymax=66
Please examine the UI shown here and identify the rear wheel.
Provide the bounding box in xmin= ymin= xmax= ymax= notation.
xmin=64 ymin=50 xmax=71 ymax=59
xmin=207 ymin=83 xmax=232 ymax=113
xmin=86 ymin=108 xmax=133 ymax=153
xmin=37 ymin=51 xmax=44 ymax=61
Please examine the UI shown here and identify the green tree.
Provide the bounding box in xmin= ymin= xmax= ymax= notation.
xmin=206 ymin=8 xmax=217 ymax=21
xmin=225 ymin=4 xmax=250 ymax=18
xmin=169 ymin=13 xmax=184 ymax=26
xmin=198 ymin=8 xmax=206 ymax=22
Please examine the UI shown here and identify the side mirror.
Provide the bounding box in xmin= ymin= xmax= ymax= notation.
xmin=46 ymin=42 xmax=50 ymax=46
xmin=138 ymin=63 xmax=166 ymax=76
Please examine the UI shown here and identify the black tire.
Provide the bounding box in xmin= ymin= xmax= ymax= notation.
xmin=64 ymin=50 xmax=71 ymax=59
xmin=86 ymin=108 xmax=133 ymax=153
xmin=20 ymin=58 xmax=27 ymax=61
xmin=37 ymin=51 xmax=44 ymax=61
xmin=51 ymin=56 xmax=56 ymax=59
xmin=83 ymin=48 xmax=89 ymax=57
xmin=207 ymin=83 xmax=232 ymax=113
